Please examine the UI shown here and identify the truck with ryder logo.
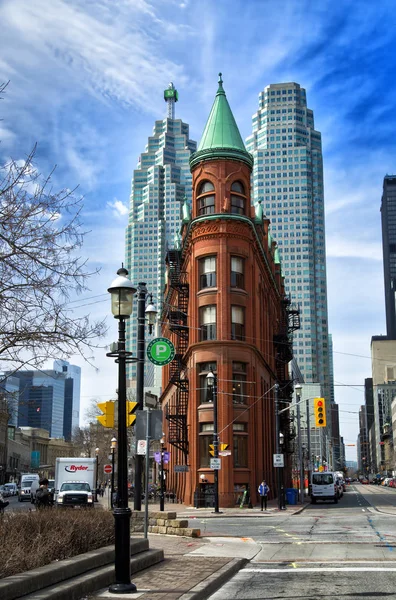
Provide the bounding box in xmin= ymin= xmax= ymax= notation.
xmin=54 ymin=458 xmax=97 ymax=508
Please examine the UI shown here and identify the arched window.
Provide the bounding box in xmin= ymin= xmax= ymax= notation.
xmin=230 ymin=181 xmax=246 ymax=215
xmin=197 ymin=180 xmax=215 ymax=216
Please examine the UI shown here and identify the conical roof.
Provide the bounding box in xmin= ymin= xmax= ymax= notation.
xmin=190 ymin=74 xmax=253 ymax=170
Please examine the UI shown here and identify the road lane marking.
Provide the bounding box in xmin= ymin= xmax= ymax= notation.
xmin=243 ymin=567 xmax=396 ymax=573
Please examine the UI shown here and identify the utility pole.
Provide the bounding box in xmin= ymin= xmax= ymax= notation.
xmin=306 ymin=398 xmax=311 ymax=491
xmin=275 ymin=383 xmax=281 ymax=510
xmin=297 ymin=399 xmax=303 ymax=504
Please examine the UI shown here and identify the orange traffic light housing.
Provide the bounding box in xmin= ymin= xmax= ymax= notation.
xmin=313 ymin=398 xmax=326 ymax=427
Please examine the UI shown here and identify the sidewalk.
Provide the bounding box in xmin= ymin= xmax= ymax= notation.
xmin=97 ymin=490 xmax=307 ymax=517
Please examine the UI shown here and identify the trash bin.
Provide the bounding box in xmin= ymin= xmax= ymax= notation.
xmin=286 ymin=488 xmax=298 ymax=505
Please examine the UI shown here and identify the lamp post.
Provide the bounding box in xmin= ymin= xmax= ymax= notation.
xmin=111 ymin=437 xmax=117 ymax=509
xmin=295 ymin=384 xmax=304 ymax=504
xmin=107 ymin=266 xmax=137 ymax=594
xmin=134 ymin=285 xmax=157 ymax=511
xmin=160 ymin=436 xmax=166 ymax=512
xmin=206 ymin=371 xmax=220 ymax=513
xmin=95 ymin=447 xmax=100 ymax=502
xmin=279 ymin=432 xmax=286 ymax=510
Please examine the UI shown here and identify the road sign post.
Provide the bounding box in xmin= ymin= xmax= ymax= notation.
xmin=273 ymin=453 xmax=284 ymax=468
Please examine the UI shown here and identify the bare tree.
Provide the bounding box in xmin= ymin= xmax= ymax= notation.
xmin=0 ymin=83 xmax=107 ymax=379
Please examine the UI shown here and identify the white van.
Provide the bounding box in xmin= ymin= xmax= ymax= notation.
xmin=311 ymin=472 xmax=340 ymax=504
xmin=19 ymin=473 xmax=40 ymax=502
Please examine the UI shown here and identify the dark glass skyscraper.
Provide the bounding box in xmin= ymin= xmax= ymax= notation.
xmin=381 ymin=175 xmax=396 ymax=339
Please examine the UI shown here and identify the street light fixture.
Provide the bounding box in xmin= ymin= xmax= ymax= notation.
xmin=145 ymin=296 xmax=158 ymax=335
xmin=206 ymin=371 xmax=220 ymax=513
xmin=107 ymin=266 xmax=137 ymax=594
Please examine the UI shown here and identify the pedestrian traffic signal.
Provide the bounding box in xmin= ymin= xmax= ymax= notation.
xmin=96 ymin=401 xmax=115 ymax=428
xmin=314 ymin=398 xmax=326 ymax=427
xmin=126 ymin=401 xmax=138 ymax=427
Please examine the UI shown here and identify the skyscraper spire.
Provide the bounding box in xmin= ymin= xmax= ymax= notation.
xmin=164 ymin=82 xmax=179 ymax=119
xmin=190 ymin=73 xmax=253 ymax=170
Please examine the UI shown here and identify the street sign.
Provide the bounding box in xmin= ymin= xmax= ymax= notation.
xmin=147 ymin=337 xmax=175 ymax=366
xmin=103 ymin=464 xmax=112 ymax=474
xmin=219 ymin=450 xmax=231 ymax=456
xmin=137 ymin=440 xmax=147 ymax=455
xmin=210 ymin=458 xmax=221 ymax=470
xmin=174 ymin=465 xmax=189 ymax=473
xmin=273 ymin=453 xmax=284 ymax=468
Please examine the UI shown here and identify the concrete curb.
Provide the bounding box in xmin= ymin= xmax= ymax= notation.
xmin=291 ymin=502 xmax=310 ymax=515
xmin=0 ymin=540 xmax=156 ymax=600
xmin=178 ymin=557 xmax=247 ymax=600
xmin=18 ymin=549 xmax=164 ymax=600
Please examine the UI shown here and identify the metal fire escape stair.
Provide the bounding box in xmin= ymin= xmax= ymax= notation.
xmin=165 ymin=248 xmax=189 ymax=459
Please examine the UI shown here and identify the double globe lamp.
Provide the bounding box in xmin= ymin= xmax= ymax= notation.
xmin=107 ymin=266 xmax=156 ymax=594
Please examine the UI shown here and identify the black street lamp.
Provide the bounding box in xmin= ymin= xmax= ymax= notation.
xmin=134 ymin=284 xmax=157 ymax=511
xmin=111 ymin=437 xmax=117 ymax=509
xmin=206 ymin=371 xmax=220 ymax=513
xmin=159 ymin=436 xmax=166 ymax=512
xmin=95 ymin=447 xmax=100 ymax=502
xmin=107 ymin=266 xmax=137 ymax=594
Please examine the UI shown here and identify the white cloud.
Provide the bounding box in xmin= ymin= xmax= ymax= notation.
xmin=326 ymin=237 xmax=382 ymax=260
xmin=107 ymin=199 xmax=129 ymax=217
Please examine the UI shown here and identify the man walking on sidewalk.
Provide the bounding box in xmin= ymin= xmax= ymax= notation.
xmin=258 ymin=480 xmax=270 ymax=511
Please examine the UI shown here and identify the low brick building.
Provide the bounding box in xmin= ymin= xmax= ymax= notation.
xmin=161 ymin=75 xmax=298 ymax=507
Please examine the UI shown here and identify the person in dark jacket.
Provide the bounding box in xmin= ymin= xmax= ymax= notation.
xmin=35 ymin=478 xmax=53 ymax=509
xmin=0 ymin=490 xmax=9 ymax=512
xmin=258 ymin=480 xmax=270 ymax=511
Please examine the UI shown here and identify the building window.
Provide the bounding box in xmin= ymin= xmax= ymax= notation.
xmin=230 ymin=181 xmax=246 ymax=215
xmin=198 ymin=362 xmax=217 ymax=404
xmin=197 ymin=180 xmax=215 ymax=215
xmin=199 ymin=305 xmax=216 ymax=341
xmin=199 ymin=256 xmax=216 ymax=289
xmin=231 ymin=306 xmax=245 ymax=341
xmin=230 ymin=256 xmax=244 ymax=288
xmin=232 ymin=362 xmax=247 ymax=404
xmin=233 ymin=423 xmax=248 ymax=467
xmin=199 ymin=423 xmax=214 ymax=467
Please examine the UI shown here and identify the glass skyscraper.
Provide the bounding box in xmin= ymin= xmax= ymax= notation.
xmin=246 ymin=82 xmax=331 ymax=398
xmin=125 ymin=84 xmax=196 ymax=393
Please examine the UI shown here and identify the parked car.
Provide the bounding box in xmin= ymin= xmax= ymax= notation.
xmin=0 ymin=485 xmax=10 ymax=498
xmin=3 ymin=483 xmax=18 ymax=496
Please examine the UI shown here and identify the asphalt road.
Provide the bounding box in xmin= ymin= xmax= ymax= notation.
xmin=202 ymin=484 xmax=396 ymax=599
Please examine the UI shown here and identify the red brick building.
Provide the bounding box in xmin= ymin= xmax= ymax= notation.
xmin=161 ymin=75 xmax=297 ymax=507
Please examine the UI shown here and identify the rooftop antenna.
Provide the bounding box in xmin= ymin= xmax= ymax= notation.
xmin=164 ymin=82 xmax=178 ymax=119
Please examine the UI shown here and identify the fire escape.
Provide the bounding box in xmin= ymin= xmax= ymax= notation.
xmin=165 ymin=246 xmax=189 ymax=460
xmin=274 ymin=296 xmax=300 ymax=453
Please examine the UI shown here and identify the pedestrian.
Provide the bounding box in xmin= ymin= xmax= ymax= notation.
xmin=35 ymin=478 xmax=53 ymax=509
xmin=258 ymin=480 xmax=270 ymax=511
xmin=0 ymin=490 xmax=9 ymax=513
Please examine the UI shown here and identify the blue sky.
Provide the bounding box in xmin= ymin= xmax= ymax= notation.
xmin=1 ymin=0 xmax=396 ymax=460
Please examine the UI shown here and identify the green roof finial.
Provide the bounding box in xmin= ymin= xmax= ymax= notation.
xmin=254 ymin=198 xmax=264 ymax=223
xmin=274 ymin=244 xmax=281 ymax=265
xmin=217 ymin=72 xmax=224 ymax=93
xmin=190 ymin=73 xmax=253 ymax=170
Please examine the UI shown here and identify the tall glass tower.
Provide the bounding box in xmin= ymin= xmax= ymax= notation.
xmin=125 ymin=84 xmax=196 ymax=394
xmin=246 ymin=82 xmax=331 ymax=398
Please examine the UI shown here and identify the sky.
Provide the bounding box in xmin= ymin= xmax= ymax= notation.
xmin=1 ymin=0 xmax=396 ymax=461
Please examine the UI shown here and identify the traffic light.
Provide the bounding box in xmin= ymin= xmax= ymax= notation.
xmin=96 ymin=401 xmax=115 ymax=428
xmin=209 ymin=443 xmax=228 ymax=456
xmin=314 ymin=398 xmax=326 ymax=427
xmin=126 ymin=401 xmax=138 ymax=427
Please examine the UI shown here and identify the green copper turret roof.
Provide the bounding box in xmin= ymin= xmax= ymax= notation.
xmin=190 ymin=74 xmax=253 ymax=170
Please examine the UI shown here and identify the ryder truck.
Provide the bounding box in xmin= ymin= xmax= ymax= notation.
xmin=54 ymin=458 xmax=97 ymax=508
